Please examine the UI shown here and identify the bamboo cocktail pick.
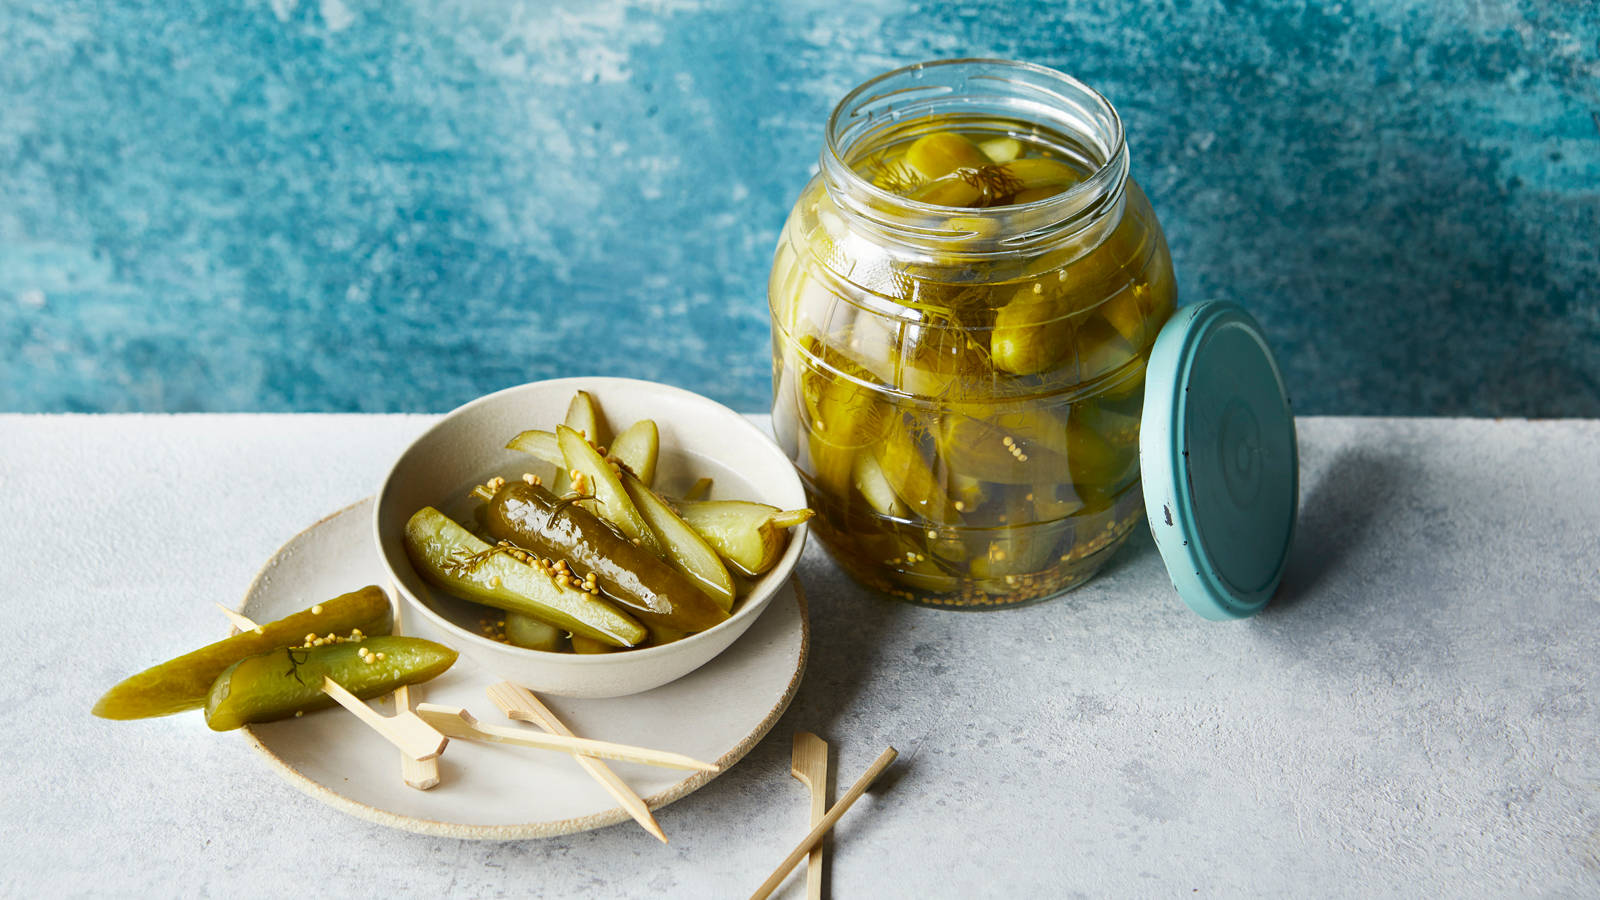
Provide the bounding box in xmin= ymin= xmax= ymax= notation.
xmin=214 ymin=603 xmax=265 ymax=635
xmin=414 ymin=704 xmax=719 ymax=773
xmin=320 ymin=677 xmax=449 ymax=762
xmin=789 ymin=733 xmax=830 ymax=900
xmin=390 ymin=595 xmax=441 ymax=790
xmin=487 ymin=682 xmax=668 ymax=844
xmin=749 ymin=747 xmax=898 ymax=900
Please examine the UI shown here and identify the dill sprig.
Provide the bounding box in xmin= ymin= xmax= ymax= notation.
xmin=440 ymin=541 xmax=528 ymax=578
xmin=282 ymin=647 xmax=311 ymax=685
xmin=955 ymin=165 xmax=1025 ymax=206
xmin=874 ymin=160 xmax=927 ymax=195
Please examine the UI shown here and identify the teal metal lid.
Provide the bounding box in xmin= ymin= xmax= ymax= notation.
xmin=1140 ymin=301 xmax=1298 ymax=620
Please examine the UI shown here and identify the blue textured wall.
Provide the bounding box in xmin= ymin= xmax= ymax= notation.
xmin=2 ymin=1 xmax=1596 ymax=415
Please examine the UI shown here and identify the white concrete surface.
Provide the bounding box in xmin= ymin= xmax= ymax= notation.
xmin=2 ymin=414 xmax=1597 ymax=897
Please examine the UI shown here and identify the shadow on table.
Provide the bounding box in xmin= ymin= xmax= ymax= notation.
xmin=784 ymin=558 xmax=915 ymax=726
xmin=1264 ymin=444 xmax=1414 ymax=615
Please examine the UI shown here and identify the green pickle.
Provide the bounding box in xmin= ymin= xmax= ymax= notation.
xmin=482 ymin=482 xmax=730 ymax=635
xmin=770 ymin=111 xmax=1176 ymax=608
xmin=204 ymin=636 xmax=457 ymax=731
xmin=504 ymin=612 xmax=569 ymax=652
xmin=404 ymin=506 xmax=648 ymax=647
xmin=92 ymin=586 xmax=393 ymax=720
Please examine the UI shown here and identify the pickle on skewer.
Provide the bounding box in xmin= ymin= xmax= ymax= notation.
xmin=484 ymin=482 xmax=730 ymax=634
xmin=405 ymin=506 xmax=647 ymax=647
xmin=204 ymin=637 xmax=457 ymax=731
xmin=92 ymin=586 xmax=392 ymax=720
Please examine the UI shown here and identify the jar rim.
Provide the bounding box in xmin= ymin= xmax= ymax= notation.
xmin=821 ymin=58 xmax=1129 ymax=234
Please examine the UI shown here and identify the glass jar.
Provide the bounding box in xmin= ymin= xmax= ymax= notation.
xmin=768 ymin=59 xmax=1178 ymax=608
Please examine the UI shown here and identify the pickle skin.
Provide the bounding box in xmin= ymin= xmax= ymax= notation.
xmin=608 ymin=419 xmax=660 ymax=486
xmin=204 ymin=636 xmax=457 ymax=731
xmin=621 ymin=471 xmax=738 ymax=611
xmin=486 ymin=482 xmax=731 ymax=635
xmin=904 ymin=132 xmax=991 ymax=181
xmin=979 ymin=137 xmax=1022 ymax=164
xmin=938 ymin=411 xmax=1070 ymax=486
xmin=564 ymin=390 xmax=607 ymax=446
xmin=852 ymin=451 xmax=909 ymax=519
xmin=798 ymin=336 xmax=888 ymax=501
xmin=559 ymin=425 xmax=663 ymax=557
xmin=404 ymin=506 xmax=647 ymax=647
xmin=873 ymin=416 xmax=959 ymax=525
xmin=991 ymin=288 xmax=1075 ymax=376
xmin=675 ymin=499 xmax=814 ymax=577
xmin=504 ymin=612 xmax=569 ymax=652
xmin=570 ymin=635 xmax=618 ymax=654
xmin=92 ymin=586 xmax=392 ymax=720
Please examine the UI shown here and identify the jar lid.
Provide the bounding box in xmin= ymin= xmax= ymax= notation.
xmin=1139 ymin=301 xmax=1298 ymax=620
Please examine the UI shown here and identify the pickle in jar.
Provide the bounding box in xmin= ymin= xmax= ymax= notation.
xmin=768 ymin=104 xmax=1179 ymax=608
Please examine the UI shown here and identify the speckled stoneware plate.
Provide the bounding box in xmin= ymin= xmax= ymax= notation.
xmin=238 ymin=498 xmax=808 ymax=839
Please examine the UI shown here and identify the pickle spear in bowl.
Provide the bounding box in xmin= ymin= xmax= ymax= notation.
xmin=375 ymin=378 xmax=810 ymax=698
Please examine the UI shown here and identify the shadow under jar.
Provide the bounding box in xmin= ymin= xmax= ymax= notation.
xmin=769 ymin=59 xmax=1177 ymax=609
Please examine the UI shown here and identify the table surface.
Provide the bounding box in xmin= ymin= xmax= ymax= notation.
xmin=2 ymin=414 xmax=1597 ymax=897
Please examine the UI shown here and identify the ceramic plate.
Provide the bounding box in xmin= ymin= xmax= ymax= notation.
xmin=239 ymin=498 xmax=808 ymax=839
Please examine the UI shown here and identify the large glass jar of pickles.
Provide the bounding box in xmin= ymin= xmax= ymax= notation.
xmin=769 ymin=59 xmax=1178 ymax=608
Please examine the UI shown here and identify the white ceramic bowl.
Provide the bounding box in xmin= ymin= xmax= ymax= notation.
xmin=373 ymin=377 xmax=807 ymax=698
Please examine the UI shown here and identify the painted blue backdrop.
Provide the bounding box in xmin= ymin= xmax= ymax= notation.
xmin=2 ymin=1 xmax=1596 ymax=415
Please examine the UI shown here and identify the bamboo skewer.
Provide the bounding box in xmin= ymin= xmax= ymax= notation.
xmin=391 ymin=595 xmax=441 ymax=790
xmin=414 ymin=704 xmax=720 ymax=772
xmin=487 ymin=682 xmax=668 ymax=843
xmin=214 ymin=603 xmax=264 ymax=635
xmin=749 ymin=747 xmax=898 ymax=900
xmin=789 ymin=733 xmax=830 ymax=900
xmin=321 ymin=677 xmax=448 ymax=762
